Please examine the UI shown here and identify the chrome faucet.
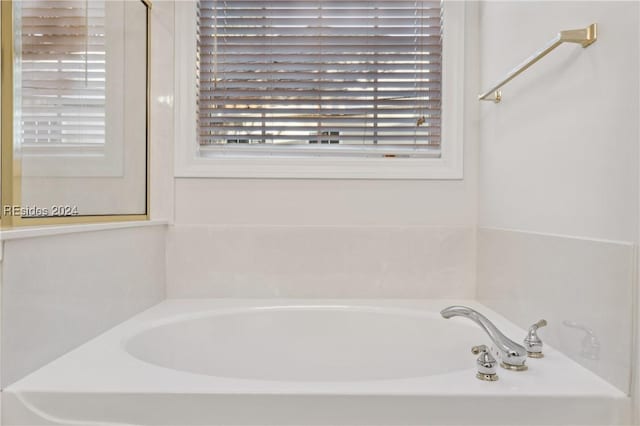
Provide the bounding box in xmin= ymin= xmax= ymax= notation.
xmin=441 ymin=306 xmax=528 ymax=371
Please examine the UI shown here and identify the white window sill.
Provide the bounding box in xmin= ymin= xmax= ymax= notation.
xmin=175 ymin=156 xmax=463 ymax=180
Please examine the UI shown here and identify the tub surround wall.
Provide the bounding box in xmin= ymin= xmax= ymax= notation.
xmin=169 ymin=181 xmax=478 ymax=298
xmin=477 ymin=1 xmax=639 ymax=395
xmin=0 ymin=225 xmax=166 ymax=387
xmin=477 ymin=228 xmax=635 ymax=392
xmin=167 ymin=226 xmax=475 ymax=298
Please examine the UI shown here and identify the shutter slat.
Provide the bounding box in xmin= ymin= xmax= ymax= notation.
xmin=200 ymin=16 xmax=439 ymax=24
xmin=201 ymin=89 xmax=441 ymax=97
xmin=199 ymin=9 xmax=439 ymax=18
xmin=202 ymin=27 xmax=441 ymax=36
xmin=200 ymin=98 xmax=439 ymax=106
xmin=204 ymin=117 xmax=441 ymax=123
xmin=200 ymin=134 xmax=439 ymax=142
xmin=201 ymin=71 xmax=439 ymax=78
xmin=201 ymin=107 xmax=439 ymax=115
xmin=203 ymin=45 xmax=441 ymax=55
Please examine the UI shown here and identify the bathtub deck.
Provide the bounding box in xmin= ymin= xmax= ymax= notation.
xmin=3 ymin=299 xmax=630 ymax=425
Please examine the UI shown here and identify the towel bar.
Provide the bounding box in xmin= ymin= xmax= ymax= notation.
xmin=478 ymin=24 xmax=597 ymax=103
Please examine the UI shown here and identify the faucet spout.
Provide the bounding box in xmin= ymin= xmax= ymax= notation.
xmin=441 ymin=305 xmax=528 ymax=370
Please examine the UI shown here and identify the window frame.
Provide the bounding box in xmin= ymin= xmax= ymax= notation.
xmin=175 ymin=0 xmax=465 ymax=180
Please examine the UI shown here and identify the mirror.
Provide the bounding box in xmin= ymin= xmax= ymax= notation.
xmin=9 ymin=0 xmax=148 ymax=221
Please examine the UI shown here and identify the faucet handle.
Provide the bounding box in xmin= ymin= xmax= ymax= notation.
xmin=471 ymin=345 xmax=498 ymax=381
xmin=524 ymin=319 xmax=547 ymax=358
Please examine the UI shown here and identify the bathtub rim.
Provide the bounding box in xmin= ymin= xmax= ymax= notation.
xmin=4 ymin=298 xmax=628 ymax=399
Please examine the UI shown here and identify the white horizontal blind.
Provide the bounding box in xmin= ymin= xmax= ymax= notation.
xmin=19 ymin=0 xmax=106 ymax=147
xmin=197 ymin=0 xmax=442 ymax=156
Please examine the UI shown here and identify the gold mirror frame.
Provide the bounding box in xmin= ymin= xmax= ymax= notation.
xmin=0 ymin=0 xmax=151 ymax=227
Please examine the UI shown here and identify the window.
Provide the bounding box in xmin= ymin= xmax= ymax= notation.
xmin=175 ymin=0 xmax=464 ymax=179
xmin=197 ymin=0 xmax=442 ymax=158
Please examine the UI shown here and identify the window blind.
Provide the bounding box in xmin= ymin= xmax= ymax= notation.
xmin=197 ymin=0 xmax=442 ymax=156
xmin=19 ymin=0 xmax=106 ymax=147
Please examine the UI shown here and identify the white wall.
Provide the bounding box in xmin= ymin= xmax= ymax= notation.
xmin=477 ymin=1 xmax=639 ymax=394
xmin=0 ymin=225 xmax=166 ymax=386
xmin=150 ymin=0 xmax=175 ymax=222
xmin=166 ymin=2 xmax=481 ymax=298
xmin=174 ymin=178 xmax=476 ymax=228
xmin=478 ymin=1 xmax=638 ymax=241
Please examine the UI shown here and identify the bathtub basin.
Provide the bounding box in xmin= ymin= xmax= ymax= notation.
xmin=3 ymin=299 xmax=630 ymax=426
xmin=125 ymin=306 xmax=479 ymax=382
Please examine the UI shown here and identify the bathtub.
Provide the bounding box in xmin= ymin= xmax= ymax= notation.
xmin=3 ymin=299 xmax=629 ymax=425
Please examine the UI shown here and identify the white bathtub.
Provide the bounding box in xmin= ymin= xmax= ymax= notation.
xmin=3 ymin=299 xmax=630 ymax=425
